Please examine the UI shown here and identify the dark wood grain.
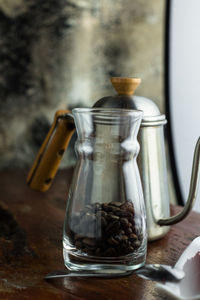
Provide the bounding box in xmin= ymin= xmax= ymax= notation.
xmin=0 ymin=169 xmax=199 ymax=300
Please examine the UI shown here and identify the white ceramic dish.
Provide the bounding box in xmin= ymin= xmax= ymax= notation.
xmin=157 ymin=237 xmax=200 ymax=300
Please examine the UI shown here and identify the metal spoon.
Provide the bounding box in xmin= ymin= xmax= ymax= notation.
xmin=45 ymin=264 xmax=184 ymax=283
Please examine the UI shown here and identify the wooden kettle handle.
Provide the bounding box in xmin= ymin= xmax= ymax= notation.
xmin=27 ymin=110 xmax=75 ymax=192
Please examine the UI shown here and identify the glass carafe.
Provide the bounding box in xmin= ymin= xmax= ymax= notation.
xmin=63 ymin=108 xmax=147 ymax=271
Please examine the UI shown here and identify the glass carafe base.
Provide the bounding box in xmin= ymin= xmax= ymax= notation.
xmin=63 ymin=237 xmax=146 ymax=272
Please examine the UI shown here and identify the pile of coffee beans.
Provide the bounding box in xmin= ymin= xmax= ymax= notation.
xmin=66 ymin=201 xmax=143 ymax=257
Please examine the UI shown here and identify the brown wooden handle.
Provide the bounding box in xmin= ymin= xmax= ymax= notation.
xmin=27 ymin=110 xmax=75 ymax=192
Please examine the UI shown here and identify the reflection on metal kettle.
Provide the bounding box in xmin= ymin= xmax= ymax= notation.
xmin=26 ymin=77 xmax=200 ymax=241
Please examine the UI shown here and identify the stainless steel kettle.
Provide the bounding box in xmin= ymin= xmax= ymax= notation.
xmin=27 ymin=77 xmax=200 ymax=241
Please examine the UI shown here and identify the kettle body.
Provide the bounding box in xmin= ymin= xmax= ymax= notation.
xmin=138 ymin=121 xmax=170 ymax=240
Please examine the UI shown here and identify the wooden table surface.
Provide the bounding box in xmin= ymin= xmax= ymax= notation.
xmin=0 ymin=168 xmax=199 ymax=300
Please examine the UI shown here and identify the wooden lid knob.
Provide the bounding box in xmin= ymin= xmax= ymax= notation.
xmin=110 ymin=77 xmax=141 ymax=96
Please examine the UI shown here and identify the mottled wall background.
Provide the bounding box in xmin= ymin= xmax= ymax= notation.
xmin=0 ymin=0 xmax=165 ymax=169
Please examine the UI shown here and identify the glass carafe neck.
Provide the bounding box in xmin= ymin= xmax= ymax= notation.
xmin=72 ymin=108 xmax=143 ymax=142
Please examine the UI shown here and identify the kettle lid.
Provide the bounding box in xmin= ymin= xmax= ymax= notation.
xmin=131 ymin=95 xmax=166 ymax=126
xmin=94 ymin=77 xmax=167 ymax=126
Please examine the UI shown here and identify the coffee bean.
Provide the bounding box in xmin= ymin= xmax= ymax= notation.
xmin=125 ymin=227 xmax=132 ymax=235
xmin=107 ymin=237 xmax=119 ymax=246
xmin=131 ymin=226 xmax=136 ymax=234
xmin=110 ymin=206 xmax=120 ymax=213
xmin=127 ymin=207 xmax=135 ymax=214
xmin=120 ymin=204 xmax=128 ymax=210
xmin=115 ymin=210 xmax=132 ymax=218
xmin=102 ymin=203 xmax=113 ymax=212
xmin=120 ymin=242 xmax=128 ymax=250
xmin=119 ymin=230 xmax=125 ymax=235
xmin=129 ymin=233 xmax=138 ymax=241
xmin=127 ymin=222 xmax=132 ymax=228
xmin=126 ymin=246 xmax=134 ymax=253
xmin=138 ymin=233 xmax=144 ymax=241
xmin=104 ymin=247 xmax=117 ymax=257
xmin=121 ymin=203 xmax=135 ymax=215
xmin=121 ymin=235 xmax=128 ymax=241
xmin=105 ymin=220 xmax=121 ymax=235
xmin=107 ymin=214 xmax=120 ymax=221
xmin=120 ymin=218 xmax=129 ymax=227
xmin=110 ymin=201 xmax=122 ymax=207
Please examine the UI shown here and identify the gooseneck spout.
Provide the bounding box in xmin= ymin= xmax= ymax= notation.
xmin=158 ymin=137 xmax=200 ymax=226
